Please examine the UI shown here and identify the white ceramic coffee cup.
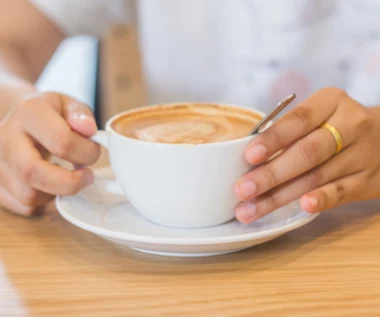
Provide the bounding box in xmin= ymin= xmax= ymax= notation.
xmin=91 ymin=103 xmax=265 ymax=229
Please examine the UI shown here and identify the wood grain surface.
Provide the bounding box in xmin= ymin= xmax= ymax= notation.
xmin=1 ymin=198 xmax=380 ymax=317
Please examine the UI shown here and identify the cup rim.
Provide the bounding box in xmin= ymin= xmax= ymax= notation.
xmin=104 ymin=102 xmax=268 ymax=147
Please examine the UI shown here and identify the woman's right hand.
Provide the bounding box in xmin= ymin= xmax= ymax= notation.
xmin=0 ymin=92 xmax=101 ymax=216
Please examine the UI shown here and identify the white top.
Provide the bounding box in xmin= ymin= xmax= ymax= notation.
xmin=30 ymin=0 xmax=380 ymax=113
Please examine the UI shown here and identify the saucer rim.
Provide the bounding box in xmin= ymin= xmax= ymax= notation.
xmin=56 ymin=196 xmax=318 ymax=246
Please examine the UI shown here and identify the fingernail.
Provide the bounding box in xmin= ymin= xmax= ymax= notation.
xmin=246 ymin=144 xmax=268 ymax=163
xmin=72 ymin=112 xmax=91 ymax=121
xmin=238 ymin=181 xmax=257 ymax=199
xmin=301 ymin=196 xmax=318 ymax=211
xmin=308 ymin=197 xmax=318 ymax=207
xmin=308 ymin=196 xmax=319 ymax=208
xmin=237 ymin=202 xmax=256 ymax=220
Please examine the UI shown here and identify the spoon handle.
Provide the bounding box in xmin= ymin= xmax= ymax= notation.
xmin=250 ymin=93 xmax=296 ymax=135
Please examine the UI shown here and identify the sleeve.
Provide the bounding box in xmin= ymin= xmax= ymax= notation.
xmin=28 ymin=0 xmax=133 ymax=37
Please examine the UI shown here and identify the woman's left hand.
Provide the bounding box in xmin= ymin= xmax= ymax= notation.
xmin=234 ymin=87 xmax=380 ymax=223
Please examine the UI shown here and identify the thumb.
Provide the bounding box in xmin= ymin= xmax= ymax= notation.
xmin=64 ymin=99 xmax=97 ymax=137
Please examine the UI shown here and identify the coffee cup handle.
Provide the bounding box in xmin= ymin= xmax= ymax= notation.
xmin=88 ymin=131 xmax=124 ymax=196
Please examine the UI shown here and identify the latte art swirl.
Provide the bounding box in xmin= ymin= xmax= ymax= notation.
xmin=112 ymin=104 xmax=261 ymax=144
xmin=135 ymin=120 xmax=231 ymax=144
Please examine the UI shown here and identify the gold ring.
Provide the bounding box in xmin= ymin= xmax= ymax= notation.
xmin=320 ymin=123 xmax=343 ymax=154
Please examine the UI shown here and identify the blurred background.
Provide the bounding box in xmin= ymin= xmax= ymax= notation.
xmin=35 ymin=35 xmax=98 ymax=113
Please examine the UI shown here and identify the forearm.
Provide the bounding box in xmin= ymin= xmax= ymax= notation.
xmin=0 ymin=0 xmax=66 ymax=122
xmin=0 ymin=44 xmax=38 ymax=121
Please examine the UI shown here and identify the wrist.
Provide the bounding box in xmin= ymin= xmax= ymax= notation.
xmin=0 ymin=81 xmax=36 ymax=121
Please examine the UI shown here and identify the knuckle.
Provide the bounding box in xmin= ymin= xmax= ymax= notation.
xmin=334 ymin=183 xmax=347 ymax=204
xmin=19 ymin=162 xmax=37 ymax=186
xmin=21 ymin=92 xmax=61 ymax=113
xmin=298 ymin=139 xmax=323 ymax=165
xmin=268 ymin=195 xmax=279 ymax=210
xmin=263 ymin=166 xmax=281 ymax=189
xmin=319 ymin=87 xmax=348 ymax=106
xmin=305 ymin=168 xmax=324 ymax=190
xmin=262 ymin=127 xmax=282 ymax=148
xmin=16 ymin=94 xmax=55 ymax=118
xmin=290 ymin=106 xmax=314 ymax=128
xmin=20 ymin=93 xmax=46 ymax=108
xmin=355 ymin=108 xmax=374 ymax=134
xmin=264 ymin=195 xmax=280 ymax=214
xmin=19 ymin=187 xmax=39 ymax=206
xmin=52 ymin=130 xmax=73 ymax=157
xmin=39 ymin=91 xmax=61 ymax=106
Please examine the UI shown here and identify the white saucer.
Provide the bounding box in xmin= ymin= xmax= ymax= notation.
xmin=56 ymin=167 xmax=318 ymax=257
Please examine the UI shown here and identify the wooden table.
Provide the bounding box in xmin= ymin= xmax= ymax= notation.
xmin=1 ymin=193 xmax=380 ymax=316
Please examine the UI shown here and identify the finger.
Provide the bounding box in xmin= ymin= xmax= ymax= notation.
xmin=22 ymin=92 xmax=97 ymax=136
xmin=0 ymin=186 xmax=43 ymax=217
xmin=62 ymin=96 xmax=97 ymax=137
xmin=32 ymin=163 xmax=93 ymax=196
xmin=235 ymin=116 xmax=355 ymax=201
xmin=245 ymin=87 xmax=348 ymax=164
xmin=6 ymin=136 xmax=94 ymax=196
xmin=235 ymin=145 xmax=362 ymax=223
xmin=235 ymin=128 xmax=335 ymax=201
xmin=0 ymin=162 xmax=54 ymax=207
xmin=20 ymin=94 xmax=100 ymax=165
xmin=20 ymin=161 xmax=94 ymax=196
xmin=300 ymin=172 xmax=365 ymax=213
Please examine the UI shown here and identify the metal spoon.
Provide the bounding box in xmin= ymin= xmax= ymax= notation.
xmin=250 ymin=93 xmax=296 ymax=135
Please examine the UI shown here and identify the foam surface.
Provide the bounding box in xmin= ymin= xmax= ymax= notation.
xmin=112 ymin=104 xmax=261 ymax=144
